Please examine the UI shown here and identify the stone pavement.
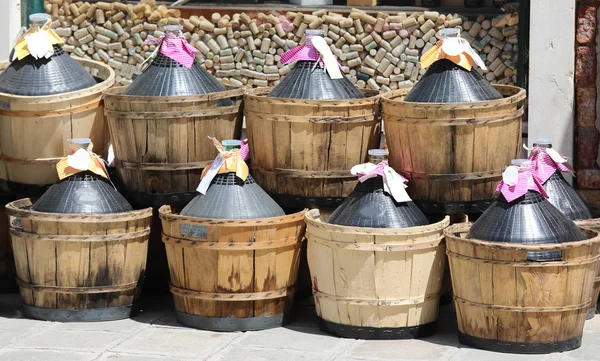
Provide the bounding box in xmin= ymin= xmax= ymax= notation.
xmin=0 ymin=294 xmax=598 ymax=361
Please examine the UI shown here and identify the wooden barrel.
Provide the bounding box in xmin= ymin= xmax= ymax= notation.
xmin=103 ymin=87 xmax=243 ymax=207
xmin=382 ymin=85 xmax=526 ymax=214
xmin=159 ymin=205 xmax=306 ymax=331
xmin=445 ymin=223 xmax=600 ymax=353
xmin=6 ymin=198 xmax=152 ymax=321
xmin=306 ymin=209 xmax=449 ymax=339
xmin=575 ymin=218 xmax=600 ymax=319
xmin=244 ymin=88 xmax=381 ymax=209
xmin=0 ymin=59 xmax=114 ymax=193
xmin=0 ymin=192 xmax=16 ymax=292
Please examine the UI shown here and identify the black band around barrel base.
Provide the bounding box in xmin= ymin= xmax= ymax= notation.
xmin=318 ymin=318 xmax=437 ymax=340
xmin=458 ymin=332 xmax=582 ymax=354
xmin=175 ymin=311 xmax=291 ymax=332
xmin=22 ymin=304 xmax=137 ymax=322
xmin=414 ymin=199 xmax=496 ymax=215
xmin=269 ymin=193 xmax=346 ymax=210
xmin=123 ymin=190 xmax=199 ymax=208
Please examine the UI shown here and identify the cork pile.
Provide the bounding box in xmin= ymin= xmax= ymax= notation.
xmin=44 ymin=0 xmax=519 ymax=89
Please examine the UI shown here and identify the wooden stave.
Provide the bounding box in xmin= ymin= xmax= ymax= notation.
xmin=244 ymin=88 xmax=381 ymax=202
xmin=305 ymin=209 xmax=449 ymax=335
xmin=444 ymin=222 xmax=600 ymax=350
xmin=575 ymin=218 xmax=600 ymax=319
xmin=381 ymin=85 xmax=525 ymax=209
xmin=0 ymin=58 xmax=114 ymax=187
xmin=103 ymin=87 xmax=243 ymax=199
xmin=6 ymin=199 xmax=152 ymax=317
xmin=158 ymin=205 xmax=306 ymax=330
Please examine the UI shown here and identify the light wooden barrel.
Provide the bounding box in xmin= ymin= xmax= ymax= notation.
xmin=382 ymin=85 xmax=526 ymax=215
xmin=104 ymin=87 xmax=243 ymax=207
xmin=306 ymin=209 xmax=450 ymax=339
xmin=445 ymin=223 xmax=600 ymax=354
xmin=575 ymin=218 xmax=600 ymax=320
xmin=0 ymin=192 xmax=16 ymax=292
xmin=6 ymin=198 xmax=152 ymax=321
xmin=0 ymin=59 xmax=114 ymax=193
xmin=244 ymin=88 xmax=381 ymax=209
xmin=159 ymin=205 xmax=306 ymax=331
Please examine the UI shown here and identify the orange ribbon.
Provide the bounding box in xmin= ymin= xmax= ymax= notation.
xmin=200 ymin=137 xmax=249 ymax=181
xmin=56 ymin=140 xmax=109 ymax=180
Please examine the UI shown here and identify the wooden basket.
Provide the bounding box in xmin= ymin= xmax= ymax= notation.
xmin=6 ymin=198 xmax=152 ymax=322
xmin=575 ymin=218 xmax=600 ymax=320
xmin=444 ymin=223 xmax=600 ymax=354
xmin=0 ymin=58 xmax=114 ymax=191
xmin=382 ymin=85 xmax=526 ymax=215
xmin=306 ymin=209 xmax=449 ymax=339
xmin=244 ymin=88 xmax=381 ymax=208
xmin=159 ymin=205 xmax=306 ymax=331
xmin=103 ymin=87 xmax=243 ymax=207
xmin=0 ymin=193 xmax=16 ymax=293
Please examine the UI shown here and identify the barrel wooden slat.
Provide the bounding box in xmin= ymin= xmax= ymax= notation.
xmin=575 ymin=218 xmax=600 ymax=319
xmin=104 ymin=87 xmax=243 ymax=202
xmin=444 ymin=223 xmax=600 ymax=353
xmin=159 ymin=205 xmax=306 ymax=331
xmin=244 ymin=88 xmax=381 ymax=206
xmin=306 ymin=209 xmax=449 ymax=339
xmin=6 ymin=199 xmax=151 ymax=320
xmin=0 ymin=59 xmax=114 ymax=187
xmin=382 ymin=85 xmax=525 ymax=214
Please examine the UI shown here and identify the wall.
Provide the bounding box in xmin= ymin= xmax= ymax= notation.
xmin=575 ymin=0 xmax=600 ymax=208
xmin=0 ymin=0 xmax=22 ymax=60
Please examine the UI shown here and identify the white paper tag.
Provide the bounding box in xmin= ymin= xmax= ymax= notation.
xmin=383 ymin=166 xmax=412 ymax=203
xmin=311 ymin=36 xmax=343 ymax=80
xmin=107 ymin=144 xmax=115 ymax=167
xmin=67 ymin=149 xmax=91 ymax=171
xmin=197 ymin=155 xmax=225 ymax=194
xmin=546 ymin=148 xmax=568 ymax=164
xmin=25 ymin=30 xmax=53 ymax=59
xmin=502 ymin=166 xmax=519 ymax=186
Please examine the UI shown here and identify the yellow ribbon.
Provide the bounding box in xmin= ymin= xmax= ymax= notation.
xmin=56 ymin=140 xmax=109 ymax=181
xmin=420 ymin=41 xmax=475 ymax=71
xmin=12 ymin=20 xmax=64 ymax=61
xmin=201 ymin=137 xmax=249 ymax=181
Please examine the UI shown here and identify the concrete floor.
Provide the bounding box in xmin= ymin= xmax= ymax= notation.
xmin=0 ymin=294 xmax=598 ymax=361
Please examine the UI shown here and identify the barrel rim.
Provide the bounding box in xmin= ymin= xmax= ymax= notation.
xmin=0 ymin=58 xmax=115 ymax=104
xmin=575 ymin=217 xmax=600 ymax=231
xmin=5 ymin=198 xmax=153 ymax=222
xmin=444 ymin=222 xmax=600 ymax=251
xmin=158 ymin=204 xmax=307 ymax=227
xmin=102 ymin=85 xmax=244 ymax=103
xmin=305 ymin=208 xmax=449 ymax=236
xmin=244 ymin=86 xmax=381 ymax=106
xmin=380 ymin=84 xmax=526 ymax=110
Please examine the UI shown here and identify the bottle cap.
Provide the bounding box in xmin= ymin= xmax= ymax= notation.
xmin=368 ymin=149 xmax=389 ymax=156
xmin=68 ymin=138 xmax=92 ymax=149
xmin=30 ymin=13 xmax=49 ymax=23
xmin=440 ymin=28 xmax=460 ymax=36
xmin=533 ymin=138 xmax=553 ymax=145
xmin=305 ymin=29 xmax=324 ymax=36
xmin=222 ymin=139 xmax=241 ymax=150
xmin=164 ymin=25 xmax=183 ymax=32
xmin=511 ymin=159 xmax=531 ymax=167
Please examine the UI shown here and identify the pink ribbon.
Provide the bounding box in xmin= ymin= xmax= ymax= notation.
xmin=356 ymin=160 xmax=408 ymax=183
xmin=496 ymin=166 xmax=548 ymax=203
xmin=240 ymin=139 xmax=250 ymax=161
xmin=529 ymin=147 xmax=570 ymax=184
xmin=145 ymin=32 xmax=198 ymax=68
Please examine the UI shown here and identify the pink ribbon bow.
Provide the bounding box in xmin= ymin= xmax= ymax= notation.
xmin=356 ymin=160 xmax=407 ymax=183
xmin=145 ymin=32 xmax=198 ymax=68
xmin=280 ymin=34 xmax=343 ymax=71
xmin=496 ymin=165 xmax=548 ymax=203
xmin=529 ymin=146 xmax=571 ymax=184
xmin=240 ymin=139 xmax=250 ymax=161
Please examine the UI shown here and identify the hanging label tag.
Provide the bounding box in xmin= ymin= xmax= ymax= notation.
xmin=383 ymin=166 xmax=412 ymax=203
xmin=67 ymin=148 xmax=91 ymax=171
xmin=546 ymin=148 xmax=568 ymax=164
xmin=25 ymin=30 xmax=53 ymax=59
xmin=502 ymin=166 xmax=519 ymax=186
xmin=311 ymin=36 xmax=343 ymax=80
xmin=197 ymin=155 xmax=225 ymax=194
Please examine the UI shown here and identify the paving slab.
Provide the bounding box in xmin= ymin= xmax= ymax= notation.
xmin=0 ymin=349 xmax=99 ymax=361
xmin=209 ymin=346 xmax=336 ymax=361
xmin=11 ymin=329 xmax=127 ymax=352
xmin=96 ymin=352 xmax=204 ymax=361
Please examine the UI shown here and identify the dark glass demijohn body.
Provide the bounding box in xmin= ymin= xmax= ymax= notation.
xmin=328 ymin=150 xmax=429 ymax=228
xmin=32 ymin=139 xmax=133 ymax=214
xmin=467 ymin=159 xmax=587 ymax=261
xmin=0 ymin=13 xmax=97 ymax=96
xmin=404 ymin=28 xmax=502 ymax=103
xmin=268 ymin=29 xmax=364 ymax=100
xmin=180 ymin=140 xmax=285 ymax=237
xmin=124 ymin=25 xmax=233 ymax=106
xmin=532 ymin=140 xmax=591 ymax=221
